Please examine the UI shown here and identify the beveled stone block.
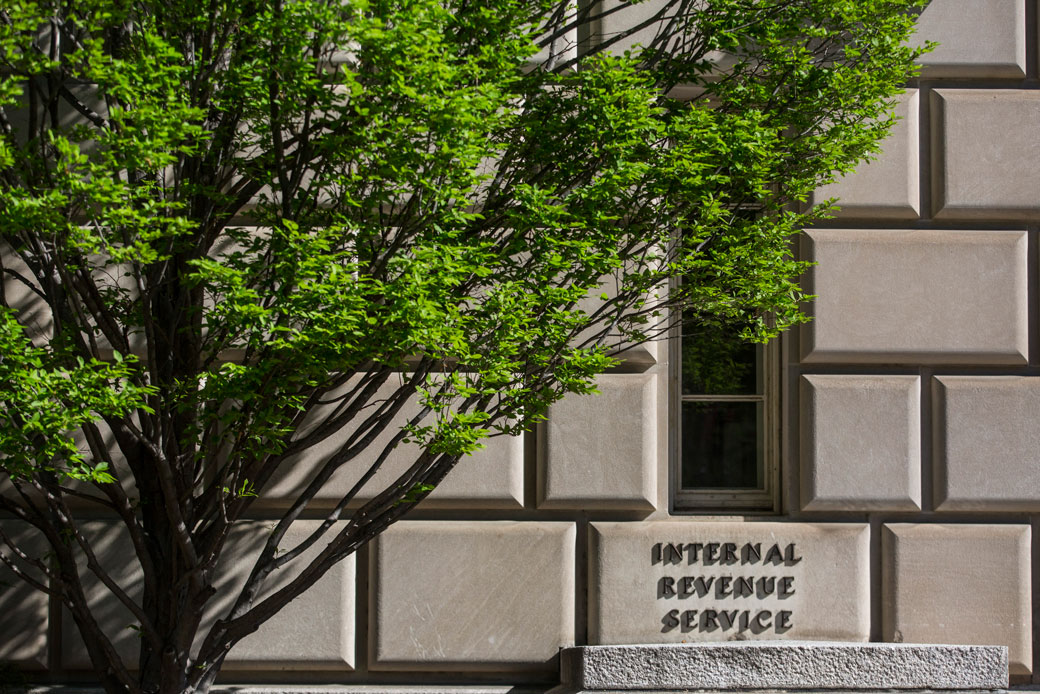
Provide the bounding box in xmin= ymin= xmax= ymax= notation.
xmin=0 ymin=522 xmax=49 ymax=667
xmin=529 ymin=3 xmax=577 ymax=69
xmin=585 ymin=0 xmax=736 ymax=77
xmin=933 ymin=90 xmax=1040 ymax=219
xmin=2 ymin=242 xmax=51 ymax=341
xmin=5 ymin=83 xmax=108 ymax=147
xmin=813 ymin=91 xmax=919 ymax=219
xmin=370 ymin=521 xmax=575 ymax=671
xmin=61 ymin=522 xmax=140 ymax=668
xmin=800 ymin=375 xmax=920 ymax=511
xmin=63 ymin=521 xmax=356 ymax=671
xmin=539 ymin=374 xmax=656 ymax=510
xmin=217 ymin=522 xmax=355 ymax=670
xmin=802 ymin=229 xmax=1028 ymax=364
xmin=913 ymin=0 xmax=1025 ymax=78
xmin=573 ymin=274 xmax=662 ymax=364
xmin=263 ymin=377 xmax=524 ymax=510
xmin=589 ymin=522 xmax=870 ymax=645
xmin=2 ymin=244 xmax=146 ymax=356
xmin=933 ymin=376 xmax=1040 ymax=511
xmin=586 ymin=0 xmax=684 ymax=56
xmin=882 ymin=524 xmax=1031 ymax=674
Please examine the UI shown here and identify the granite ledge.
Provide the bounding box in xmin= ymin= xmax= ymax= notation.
xmin=27 ymin=689 xmax=552 ymax=694
xmin=561 ymin=642 xmax=1008 ymax=691
xmin=556 ymin=691 xmax=1010 ymax=694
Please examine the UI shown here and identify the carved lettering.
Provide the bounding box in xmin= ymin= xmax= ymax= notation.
xmin=764 ymin=543 xmax=784 ymax=564
xmin=688 ymin=543 xmax=703 ymax=562
xmin=742 ymin=542 xmax=761 ymax=564
xmin=722 ymin=542 xmax=738 ymax=563
xmin=651 ymin=541 xmax=799 ymax=566
xmin=658 ymin=576 xmax=676 ymax=598
xmin=716 ymin=576 xmax=732 ymax=598
xmin=665 ymin=543 xmax=684 ymax=563
xmin=661 ymin=608 xmax=790 ymax=634
xmin=735 ymin=576 xmax=754 ymax=597
xmin=785 ymin=543 xmax=802 ymax=564
xmin=706 ymin=543 xmax=720 ymax=562
xmin=757 ymin=576 xmax=776 ymax=597
xmin=718 ymin=609 xmax=739 ymax=629
xmin=650 ymin=540 xmax=801 ymax=636
xmin=691 ymin=576 xmax=714 ymax=597
xmin=679 ymin=576 xmax=694 ymax=597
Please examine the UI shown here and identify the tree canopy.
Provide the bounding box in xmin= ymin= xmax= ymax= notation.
xmin=0 ymin=1 xmax=926 ymax=693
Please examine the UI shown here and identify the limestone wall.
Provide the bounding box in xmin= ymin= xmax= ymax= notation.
xmin=2 ymin=0 xmax=1038 ymax=687
xmin=791 ymin=0 xmax=1036 ymax=680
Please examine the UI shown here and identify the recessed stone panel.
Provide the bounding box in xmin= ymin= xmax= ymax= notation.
xmin=2 ymin=242 xmax=51 ymax=342
xmin=812 ymin=91 xmax=919 ymax=219
xmin=589 ymin=522 xmax=870 ymax=645
xmin=217 ymin=522 xmax=355 ymax=670
xmin=5 ymin=83 xmax=109 ymax=149
xmin=586 ymin=0 xmax=663 ymax=54
xmin=573 ymin=273 xmax=662 ymax=364
xmin=933 ymin=90 xmax=1040 ymax=219
xmin=263 ymin=376 xmax=524 ymax=510
xmin=585 ymin=0 xmax=737 ymax=78
xmin=62 ymin=521 xmax=355 ymax=671
xmin=585 ymin=0 xmax=685 ymax=56
xmin=933 ymin=376 xmax=1040 ymax=511
xmin=61 ymin=522 xmax=140 ymax=669
xmin=800 ymin=375 xmax=920 ymax=511
xmin=539 ymin=374 xmax=656 ymax=510
xmin=529 ymin=3 xmax=577 ymax=69
xmin=913 ymin=0 xmax=1025 ymax=78
xmin=802 ymin=229 xmax=1028 ymax=364
xmin=370 ymin=521 xmax=575 ymax=671
xmin=0 ymin=522 xmax=49 ymax=668
xmin=882 ymin=524 xmax=1031 ymax=674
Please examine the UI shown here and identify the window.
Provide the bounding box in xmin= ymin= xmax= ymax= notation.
xmin=672 ymin=320 xmax=779 ymax=512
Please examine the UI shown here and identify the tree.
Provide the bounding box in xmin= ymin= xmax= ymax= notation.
xmin=0 ymin=1 xmax=925 ymax=693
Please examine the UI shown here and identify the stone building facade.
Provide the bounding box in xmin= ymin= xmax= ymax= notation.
xmin=2 ymin=0 xmax=1038 ymax=688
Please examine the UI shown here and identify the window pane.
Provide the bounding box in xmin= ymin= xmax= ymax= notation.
xmin=681 ymin=322 xmax=760 ymax=395
xmin=681 ymin=401 xmax=763 ymax=489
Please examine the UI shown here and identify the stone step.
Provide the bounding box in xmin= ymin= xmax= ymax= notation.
xmin=560 ymin=643 xmax=1009 ymax=691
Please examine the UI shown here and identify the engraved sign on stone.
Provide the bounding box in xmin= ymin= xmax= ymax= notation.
xmin=652 ymin=540 xmax=799 ymax=634
xmin=588 ymin=522 xmax=870 ymax=644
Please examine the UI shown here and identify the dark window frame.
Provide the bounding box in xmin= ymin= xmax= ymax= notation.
xmin=670 ymin=322 xmax=780 ymax=513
